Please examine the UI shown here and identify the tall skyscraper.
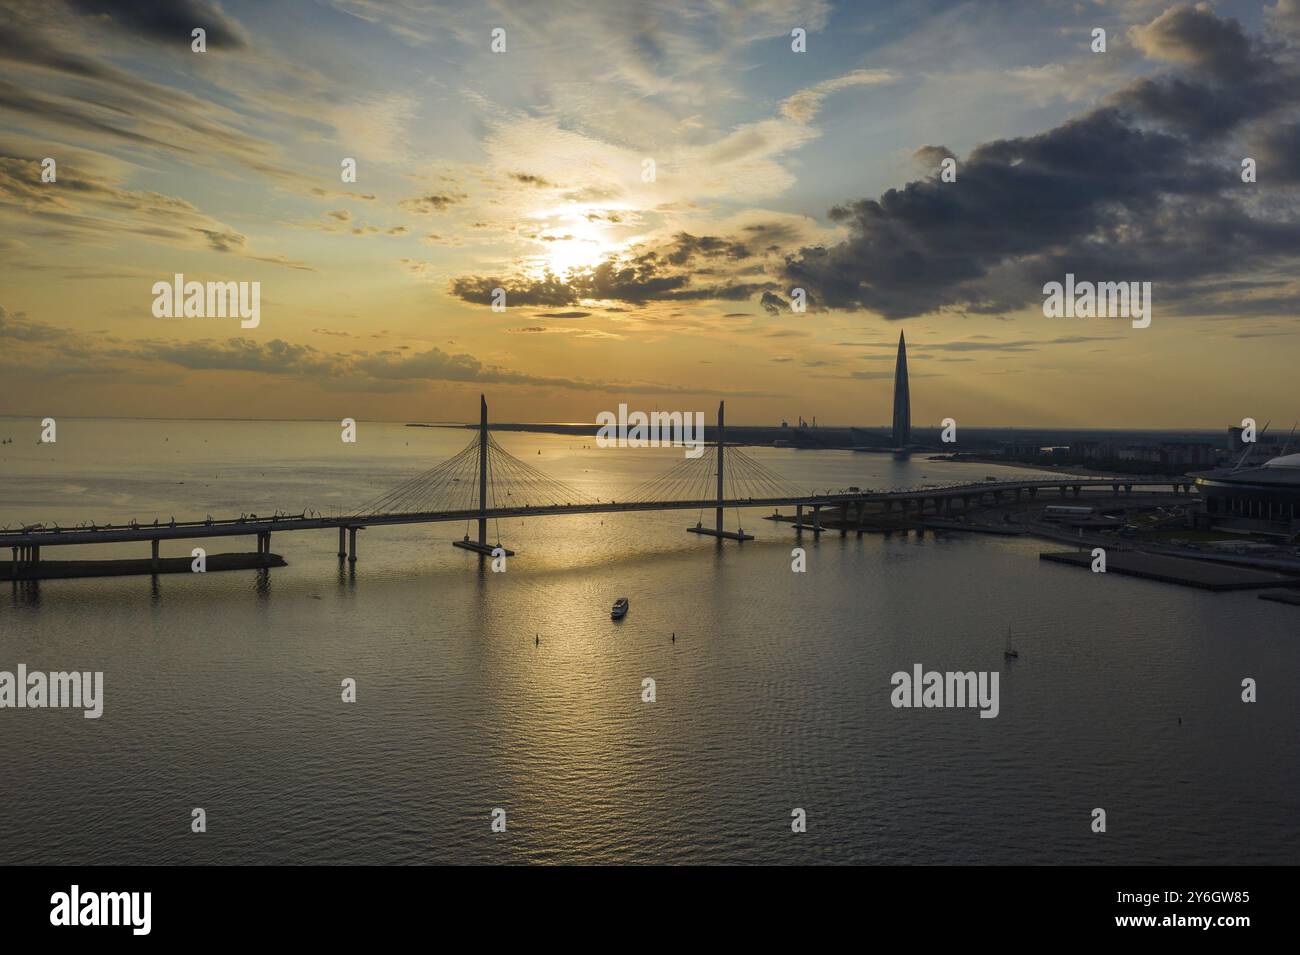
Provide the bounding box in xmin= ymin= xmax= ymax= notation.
xmin=892 ymin=330 xmax=911 ymax=447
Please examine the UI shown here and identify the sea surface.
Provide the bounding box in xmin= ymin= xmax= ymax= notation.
xmin=1 ymin=417 xmax=1297 ymax=864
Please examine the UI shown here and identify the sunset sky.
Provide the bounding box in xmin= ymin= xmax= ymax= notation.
xmin=2 ymin=0 xmax=1298 ymax=428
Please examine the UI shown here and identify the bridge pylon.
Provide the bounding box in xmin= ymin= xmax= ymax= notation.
xmin=688 ymin=400 xmax=754 ymax=542
xmin=453 ymin=394 xmax=515 ymax=559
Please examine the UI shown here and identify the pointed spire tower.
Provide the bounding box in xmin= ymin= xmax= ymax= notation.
xmin=892 ymin=330 xmax=911 ymax=447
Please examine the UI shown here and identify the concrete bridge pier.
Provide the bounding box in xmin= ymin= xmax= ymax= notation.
xmin=839 ymin=504 xmax=848 ymax=536
xmin=338 ymin=527 xmax=346 ymax=558
xmin=348 ymin=526 xmax=359 ymax=563
xmin=812 ymin=504 xmax=822 ymax=534
xmin=795 ymin=504 xmax=803 ymax=533
xmin=10 ymin=544 xmax=40 ymax=579
xmin=151 ymin=539 xmax=160 ymax=572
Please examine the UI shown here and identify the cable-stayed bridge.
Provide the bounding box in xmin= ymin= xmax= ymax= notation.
xmin=1 ymin=397 xmax=1193 ymax=579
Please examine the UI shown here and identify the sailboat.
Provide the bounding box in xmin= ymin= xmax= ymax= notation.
xmin=1004 ymin=625 xmax=1019 ymax=659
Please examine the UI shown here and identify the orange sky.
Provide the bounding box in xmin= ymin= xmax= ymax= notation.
xmin=3 ymin=0 xmax=1298 ymax=428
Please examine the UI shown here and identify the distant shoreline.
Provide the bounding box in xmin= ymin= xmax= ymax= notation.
xmin=406 ymin=420 xmax=1226 ymax=462
xmin=925 ymin=456 xmax=1156 ymax=480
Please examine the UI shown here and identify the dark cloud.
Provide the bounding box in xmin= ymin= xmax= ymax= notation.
xmin=444 ymin=7 xmax=1300 ymax=323
xmin=783 ymin=104 xmax=1255 ymax=318
xmin=1130 ymin=5 xmax=1258 ymax=80
xmin=912 ymin=144 xmax=956 ymax=170
xmin=778 ymin=7 xmax=1300 ymax=320
xmin=0 ymin=79 xmax=184 ymax=151
xmin=509 ymin=172 xmax=552 ymax=187
xmin=134 ymin=338 xmax=335 ymax=376
xmin=399 ymin=193 xmax=462 ymax=214
xmin=1114 ymin=5 xmax=1294 ymax=140
xmin=0 ymin=305 xmax=68 ymax=342
xmin=450 ymin=231 xmax=779 ymax=307
xmin=1253 ymin=121 xmax=1300 ymax=183
xmin=656 ymin=232 xmax=751 ymax=264
xmin=760 ymin=290 xmax=789 ymax=315
xmin=0 ymin=11 xmax=306 ymax=191
xmin=65 ymin=0 xmax=250 ymax=50
xmin=451 ymin=273 xmax=576 ymax=307
xmin=195 ymin=227 xmax=245 ymax=252
xmin=0 ymin=154 xmax=313 ymax=269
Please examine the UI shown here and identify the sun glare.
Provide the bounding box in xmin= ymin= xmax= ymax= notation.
xmin=527 ymin=208 xmax=622 ymax=278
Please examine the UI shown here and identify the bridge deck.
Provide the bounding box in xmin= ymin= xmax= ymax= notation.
xmin=0 ymin=477 xmax=1193 ymax=549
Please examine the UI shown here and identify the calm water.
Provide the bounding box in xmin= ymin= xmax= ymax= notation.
xmin=1 ymin=417 xmax=1297 ymax=864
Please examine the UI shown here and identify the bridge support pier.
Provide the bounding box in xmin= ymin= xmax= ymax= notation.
xmin=813 ymin=505 xmax=822 ymax=534
xmin=151 ymin=539 xmax=159 ymax=571
xmin=10 ymin=546 xmax=16 ymax=579
xmin=348 ymin=527 xmax=358 ymax=563
xmin=338 ymin=527 xmax=346 ymax=558
xmin=795 ymin=504 xmax=803 ymax=532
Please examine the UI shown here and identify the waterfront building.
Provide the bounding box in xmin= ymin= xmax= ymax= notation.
xmin=1192 ymin=453 xmax=1300 ymax=536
